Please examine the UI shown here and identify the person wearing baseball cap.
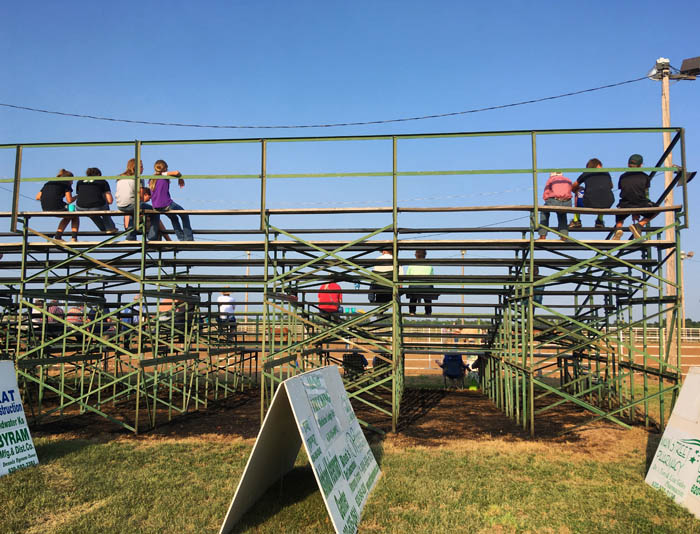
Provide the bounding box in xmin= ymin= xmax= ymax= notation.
xmin=611 ymin=154 xmax=654 ymax=240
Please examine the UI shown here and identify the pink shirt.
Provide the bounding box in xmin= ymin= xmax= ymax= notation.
xmin=543 ymin=174 xmax=573 ymax=201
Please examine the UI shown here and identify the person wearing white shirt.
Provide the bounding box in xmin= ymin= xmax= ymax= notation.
xmin=372 ymin=249 xmax=404 ymax=276
xmin=369 ymin=249 xmax=403 ymax=303
xmin=217 ymin=291 xmax=236 ymax=323
xmin=216 ymin=290 xmax=237 ymax=341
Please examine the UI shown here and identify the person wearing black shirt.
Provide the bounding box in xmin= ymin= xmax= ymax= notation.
xmin=76 ymin=167 xmax=117 ymax=234
xmin=570 ymin=158 xmax=614 ymax=229
xmin=35 ymin=169 xmax=80 ymax=242
xmin=612 ymin=154 xmax=653 ymax=240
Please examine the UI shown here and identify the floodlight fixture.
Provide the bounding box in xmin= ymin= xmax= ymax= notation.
xmin=680 ymin=56 xmax=700 ymax=76
xmin=648 ymin=56 xmax=697 ymax=81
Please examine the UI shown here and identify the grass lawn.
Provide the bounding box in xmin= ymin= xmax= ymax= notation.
xmin=2 ymin=429 xmax=699 ymax=534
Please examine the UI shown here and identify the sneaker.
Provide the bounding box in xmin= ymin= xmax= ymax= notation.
xmin=537 ymin=235 xmax=547 ymax=241
xmin=568 ymin=220 xmax=582 ymax=229
xmin=70 ymin=237 xmax=78 ymax=243
xmin=629 ymin=223 xmax=643 ymax=239
xmin=611 ymin=229 xmax=624 ymax=240
xmin=595 ymin=221 xmax=605 ymax=229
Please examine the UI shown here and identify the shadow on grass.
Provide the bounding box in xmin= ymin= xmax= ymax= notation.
xmin=370 ymin=440 xmax=385 ymax=467
xmin=230 ymin=465 xmax=320 ymax=534
xmin=29 ymin=388 xmax=261 ymax=441
xmin=645 ymin=431 xmax=661 ymax=473
xmin=34 ymin=438 xmax=93 ymax=463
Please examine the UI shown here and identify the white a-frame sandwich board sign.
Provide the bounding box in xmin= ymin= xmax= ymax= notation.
xmin=219 ymin=366 xmax=381 ymax=534
xmin=0 ymin=360 xmax=39 ymax=477
xmin=646 ymin=366 xmax=700 ymax=517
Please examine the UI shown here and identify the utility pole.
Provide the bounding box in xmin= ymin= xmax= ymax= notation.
xmin=655 ymin=58 xmax=676 ymax=319
xmin=650 ymin=56 xmax=698 ymax=327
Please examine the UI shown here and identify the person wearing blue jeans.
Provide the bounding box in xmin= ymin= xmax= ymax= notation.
xmin=158 ymin=201 xmax=192 ymax=241
xmin=116 ymin=159 xmax=163 ymax=241
xmin=76 ymin=167 xmax=117 ymax=234
xmin=119 ymin=201 xmax=161 ymax=240
xmin=538 ymin=172 xmax=573 ymax=240
xmin=149 ymin=159 xmax=194 ymax=241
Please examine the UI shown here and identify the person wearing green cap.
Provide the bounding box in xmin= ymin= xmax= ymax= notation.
xmin=611 ymin=154 xmax=654 ymax=240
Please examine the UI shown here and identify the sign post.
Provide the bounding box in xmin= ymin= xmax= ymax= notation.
xmin=646 ymin=366 xmax=700 ymax=517
xmin=220 ymin=366 xmax=381 ymax=534
xmin=0 ymin=360 xmax=39 ymax=477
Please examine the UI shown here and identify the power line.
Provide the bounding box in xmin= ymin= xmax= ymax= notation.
xmin=0 ymin=76 xmax=649 ymax=130
xmin=0 ymin=184 xmax=35 ymax=202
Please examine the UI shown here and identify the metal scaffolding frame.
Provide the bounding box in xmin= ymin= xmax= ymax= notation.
xmin=0 ymin=127 xmax=690 ymax=435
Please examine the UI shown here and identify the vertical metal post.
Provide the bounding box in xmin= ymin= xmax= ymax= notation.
xmin=674 ymin=216 xmax=683 ymax=380
xmin=680 ymin=128 xmax=688 ymax=229
xmin=15 ymin=220 xmax=29 ymax=366
xmin=133 ymin=141 xmax=142 ymax=234
xmin=523 ymin=166 xmax=539 ymax=437
xmin=391 ymin=136 xmax=399 ymax=433
xmin=259 ymin=139 xmax=269 ymax=421
xmin=261 ymin=214 xmax=270 ymax=423
xmin=260 ymin=140 xmax=267 ymax=231
xmin=642 ymin=279 xmax=649 ymax=426
xmin=531 ymin=132 xmax=539 ymax=237
xmin=11 ymin=146 xmax=23 ymax=233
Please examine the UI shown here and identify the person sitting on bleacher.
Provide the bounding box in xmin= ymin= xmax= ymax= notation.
xmin=47 ymin=300 xmax=64 ymax=323
xmin=46 ymin=300 xmax=65 ymax=336
xmin=369 ymin=249 xmax=403 ymax=303
xmin=318 ymin=277 xmax=342 ymax=317
xmin=217 ymin=289 xmax=237 ymax=340
xmin=67 ymin=304 xmax=85 ymax=325
xmin=612 ymin=154 xmax=654 ymax=240
xmin=217 ymin=290 xmax=236 ymax=324
xmin=570 ymin=158 xmax=614 ymax=230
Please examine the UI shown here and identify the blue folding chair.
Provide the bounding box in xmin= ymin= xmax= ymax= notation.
xmin=438 ymin=353 xmax=468 ymax=388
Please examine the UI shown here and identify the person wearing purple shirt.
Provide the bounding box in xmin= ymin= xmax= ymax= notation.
xmin=148 ymin=159 xmax=194 ymax=241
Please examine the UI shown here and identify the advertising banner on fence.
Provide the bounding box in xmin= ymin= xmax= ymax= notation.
xmin=646 ymin=366 xmax=700 ymax=517
xmin=0 ymin=360 xmax=39 ymax=477
xmin=219 ymin=365 xmax=381 ymax=534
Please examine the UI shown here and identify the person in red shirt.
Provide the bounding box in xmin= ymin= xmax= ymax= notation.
xmin=318 ymin=278 xmax=342 ymax=315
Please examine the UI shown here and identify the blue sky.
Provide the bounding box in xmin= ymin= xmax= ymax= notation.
xmin=1 ymin=0 xmax=699 ymax=317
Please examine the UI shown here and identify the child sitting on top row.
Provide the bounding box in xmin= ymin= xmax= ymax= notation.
xmin=149 ymin=159 xmax=194 ymax=241
xmin=538 ymin=171 xmax=573 ymax=241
